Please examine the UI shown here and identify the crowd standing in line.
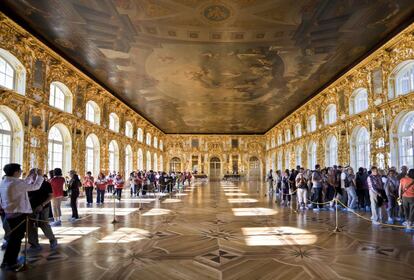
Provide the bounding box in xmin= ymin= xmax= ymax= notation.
xmin=266 ymin=164 xmax=414 ymax=229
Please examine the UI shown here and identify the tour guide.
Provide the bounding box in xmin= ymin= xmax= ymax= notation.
xmin=0 ymin=164 xmax=43 ymax=271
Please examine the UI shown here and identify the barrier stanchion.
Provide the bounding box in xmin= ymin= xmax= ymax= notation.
xmin=111 ymin=194 xmax=118 ymax=224
xmin=23 ymin=215 xmax=29 ymax=270
xmin=333 ymin=198 xmax=340 ymax=233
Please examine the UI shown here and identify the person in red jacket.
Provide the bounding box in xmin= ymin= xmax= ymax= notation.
xmin=114 ymin=173 xmax=124 ymax=201
xmin=49 ymin=168 xmax=65 ymax=226
xmin=83 ymin=171 xmax=94 ymax=206
xmin=95 ymin=172 xmax=107 ymax=204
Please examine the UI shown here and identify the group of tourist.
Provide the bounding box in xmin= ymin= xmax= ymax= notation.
xmin=266 ymin=164 xmax=414 ymax=229
xmin=0 ymin=163 xmax=194 ymax=272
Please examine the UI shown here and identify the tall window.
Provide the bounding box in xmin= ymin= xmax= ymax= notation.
xmin=351 ymin=127 xmax=370 ymax=169
xmin=277 ymin=152 xmax=283 ymax=171
xmin=125 ymin=121 xmax=133 ymax=138
xmin=153 ymin=137 xmax=158 ymax=149
xmin=49 ymin=82 xmax=72 ymax=113
xmin=154 ymin=153 xmax=158 ymax=172
xmin=48 ymin=126 xmax=63 ymax=171
xmin=146 ymin=133 xmax=151 ymax=146
xmin=85 ymin=134 xmax=100 ymax=176
xmin=277 ymin=133 xmax=283 ymax=146
xmin=159 ymin=140 xmax=163 ymax=151
xmin=170 ymin=157 xmax=181 ymax=172
xmin=398 ymin=112 xmax=414 ymax=168
xmin=109 ymin=113 xmax=119 ymax=132
xmin=325 ymin=135 xmax=338 ymax=167
xmin=125 ymin=145 xmax=133 ymax=177
xmin=324 ymin=104 xmax=337 ymax=125
xmin=0 ymin=56 xmax=14 ymax=90
xmin=137 ymin=148 xmax=143 ymax=170
xmin=349 ymin=88 xmax=368 ymax=115
xmin=294 ymin=123 xmax=302 ymax=138
xmin=146 ymin=151 xmax=151 ymax=170
xmin=295 ymin=146 xmax=302 ymax=167
xmin=0 ymin=112 xmax=12 ymax=172
xmin=395 ymin=61 xmax=414 ymax=96
xmin=307 ymin=115 xmax=317 ymax=132
xmin=108 ymin=140 xmax=119 ymax=172
xmin=159 ymin=155 xmax=163 ymax=171
xmin=85 ymin=101 xmax=100 ymax=124
xmin=0 ymin=49 xmax=26 ymax=94
xmin=285 ymin=149 xmax=291 ymax=170
xmin=285 ymin=129 xmax=291 ymax=143
xmin=308 ymin=141 xmax=317 ymax=170
xmin=137 ymin=128 xmax=143 ymax=142
xmin=0 ymin=106 xmax=24 ymax=171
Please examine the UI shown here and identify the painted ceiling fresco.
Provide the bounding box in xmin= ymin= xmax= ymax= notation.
xmin=2 ymin=0 xmax=414 ymax=133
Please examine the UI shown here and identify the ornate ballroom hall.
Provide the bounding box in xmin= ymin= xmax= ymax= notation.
xmin=0 ymin=0 xmax=414 ymax=279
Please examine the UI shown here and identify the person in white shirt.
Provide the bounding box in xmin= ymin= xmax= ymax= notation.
xmin=0 ymin=164 xmax=43 ymax=271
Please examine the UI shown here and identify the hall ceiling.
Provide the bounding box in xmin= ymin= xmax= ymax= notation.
xmin=2 ymin=1 xmax=414 ymax=134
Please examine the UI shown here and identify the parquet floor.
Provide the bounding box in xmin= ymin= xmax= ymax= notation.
xmin=1 ymin=181 xmax=414 ymax=280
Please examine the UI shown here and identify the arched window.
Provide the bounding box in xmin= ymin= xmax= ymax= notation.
xmin=277 ymin=133 xmax=283 ymax=146
xmin=285 ymin=129 xmax=291 ymax=143
xmin=125 ymin=145 xmax=133 ymax=178
xmin=325 ymin=135 xmax=338 ymax=167
xmin=0 ymin=112 xmax=12 ymax=172
xmin=137 ymin=128 xmax=143 ymax=142
xmin=294 ymin=123 xmax=302 ymax=138
xmin=154 ymin=153 xmax=158 ymax=172
xmin=397 ymin=112 xmax=414 ymax=168
xmin=153 ymin=137 xmax=158 ymax=148
xmin=48 ymin=124 xmax=72 ymax=174
xmin=389 ymin=61 xmax=414 ymax=99
xmin=285 ymin=149 xmax=291 ymax=170
xmin=85 ymin=101 xmax=100 ymax=124
xmin=0 ymin=107 xmax=24 ymax=173
xmin=350 ymin=127 xmax=370 ymax=169
xmin=125 ymin=121 xmax=133 ymax=138
xmin=307 ymin=141 xmax=317 ymax=170
xmin=307 ymin=115 xmax=317 ymax=133
xmin=349 ymin=88 xmax=368 ymax=115
xmin=146 ymin=151 xmax=151 ymax=170
xmin=0 ymin=49 xmax=26 ymax=94
xmin=324 ymin=104 xmax=337 ymax=125
xmin=85 ymin=134 xmax=100 ymax=176
xmin=159 ymin=155 xmax=163 ymax=171
xmin=146 ymin=133 xmax=151 ymax=146
xmin=295 ymin=146 xmax=302 ymax=167
xmin=271 ymin=137 xmax=275 ymax=148
xmin=108 ymin=140 xmax=119 ymax=172
xmin=109 ymin=113 xmax=119 ymax=132
xmin=49 ymin=82 xmax=72 ymax=113
xmin=277 ymin=152 xmax=283 ymax=171
xmin=159 ymin=140 xmax=163 ymax=151
xmin=137 ymin=148 xmax=143 ymax=170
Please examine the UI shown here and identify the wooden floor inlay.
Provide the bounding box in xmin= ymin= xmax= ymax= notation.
xmin=1 ymin=181 xmax=414 ymax=279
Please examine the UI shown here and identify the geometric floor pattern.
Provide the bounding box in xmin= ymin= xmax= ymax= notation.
xmin=1 ymin=181 xmax=414 ymax=279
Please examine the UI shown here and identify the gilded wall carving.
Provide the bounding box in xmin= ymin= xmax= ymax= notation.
xmin=265 ymin=22 xmax=414 ymax=171
xmin=0 ymin=14 xmax=165 ymax=176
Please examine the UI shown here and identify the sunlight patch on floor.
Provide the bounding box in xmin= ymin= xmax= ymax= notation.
xmin=225 ymin=192 xmax=248 ymax=196
xmin=98 ymin=227 xmax=150 ymax=243
xmin=141 ymin=208 xmax=171 ymax=216
xmin=38 ymin=227 xmax=100 ymax=245
xmin=241 ymin=227 xmax=317 ymax=246
xmin=61 ymin=207 xmax=139 ymax=216
xmin=227 ymin=198 xmax=258 ymax=203
xmin=232 ymin=208 xmax=277 ymax=216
